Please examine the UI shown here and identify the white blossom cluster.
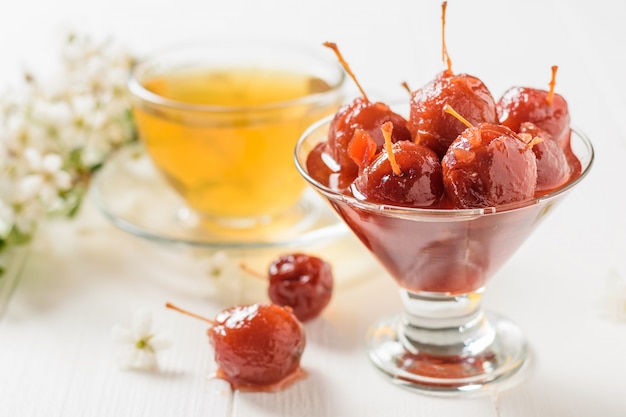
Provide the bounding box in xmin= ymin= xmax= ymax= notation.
xmin=0 ymin=33 xmax=136 ymax=271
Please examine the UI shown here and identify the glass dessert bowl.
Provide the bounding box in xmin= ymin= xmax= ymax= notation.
xmin=294 ymin=116 xmax=594 ymax=395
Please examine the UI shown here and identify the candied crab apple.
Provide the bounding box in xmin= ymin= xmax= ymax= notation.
xmin=166 ymin=302 xmax=306 ymax=391
xmin=407 ymin=2 xmax=498 ymax=158
xmin=267 ymin=253 xmax=334 ymax=322
xmin=441 ymin=106 xmax=538 ymax=209
xmin=352 ymin=122 xmax=445 ymax=207
xmin=518 ymin=122 xmax=571 ymax=193
xmin=408 ymin=72 xmax=499 ymax=159
xmin=497 ymin=66 xmax=571 ymax=148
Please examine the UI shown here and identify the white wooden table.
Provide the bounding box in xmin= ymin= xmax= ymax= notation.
xmin=1 ymin=0 xmax=625 ymax=415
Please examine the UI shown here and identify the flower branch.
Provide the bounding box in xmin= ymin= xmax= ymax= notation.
xmin=0 ymin=32 xmax=137 ymax=273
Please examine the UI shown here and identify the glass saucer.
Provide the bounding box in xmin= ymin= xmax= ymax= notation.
xmin=91 ymin=143 xmax=347 ymax=249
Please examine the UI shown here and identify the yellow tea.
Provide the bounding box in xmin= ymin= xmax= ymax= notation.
xmin=132 ymin=67 xmax=341 ymax=224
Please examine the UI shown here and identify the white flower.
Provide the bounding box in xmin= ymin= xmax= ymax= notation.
xmin=207 ymin=251 xmax=230 ymax=277
xmin=188 ymin=250 xmax=244 ymax=304
xmin=111 ymin=309 xmax=172 ymax=371
xmin=10 ymin=195 xmax=45 ymax=236
xmin=26 ymin=149 xmax=71 ymax=193
xmin=30 ymin=99 xmax=73 ymax=128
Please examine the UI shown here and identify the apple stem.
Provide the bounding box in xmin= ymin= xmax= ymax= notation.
xmin=547 ymin=65 xmax=558 ymax=105
xmin=382 ymin=122 xmax=402 ymax=176
xmin=401 ymin=81 xmax=412 ymax=94
xmin=323 ymin=41 xmax=369 ymax=102
xmin=443 ymin=103 xmax=473 ymax=128
xmin=441 ymin=1 xmax=453 ymax=75
xmin=165 ymin=302 xmax=216 ymax=326
xmin=239 ymin=262 xmax=267 ymax=281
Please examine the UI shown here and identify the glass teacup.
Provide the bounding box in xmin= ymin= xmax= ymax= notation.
xmin=128 ymin=40 xmax=345 ymax=232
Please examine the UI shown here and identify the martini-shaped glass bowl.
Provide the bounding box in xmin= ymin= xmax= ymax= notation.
xmin=294 ymin=116 xmax=593 ymax=395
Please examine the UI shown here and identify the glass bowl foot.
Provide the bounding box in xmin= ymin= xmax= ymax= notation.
xmin=366 ymin=311 xmax=528 ymax=396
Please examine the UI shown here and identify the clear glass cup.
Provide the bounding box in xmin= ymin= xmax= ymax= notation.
xmin=294 ymin=115 xmax=594 ymax=395
xmin=128 ymin=40 xmax=345 ymax=232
